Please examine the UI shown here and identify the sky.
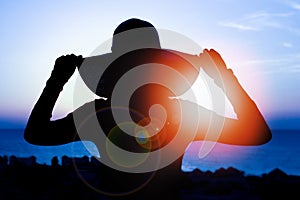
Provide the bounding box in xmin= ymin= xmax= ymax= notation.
xmin=0 ymin=0 xmax=300 ymax=129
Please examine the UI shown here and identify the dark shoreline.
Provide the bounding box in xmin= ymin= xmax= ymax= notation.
xmin=1 ymin=155 xmax=300 ymax=199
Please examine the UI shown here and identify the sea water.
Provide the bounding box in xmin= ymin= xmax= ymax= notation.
xmin=0 ymin=129 xmax=299 ymax=176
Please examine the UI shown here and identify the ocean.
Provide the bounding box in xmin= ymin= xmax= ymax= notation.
xmin=0 ymin=129 xmax=299 ymax=176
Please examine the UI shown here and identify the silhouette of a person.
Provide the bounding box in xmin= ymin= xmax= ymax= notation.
xmin=24 ymin=18 xmax=271 ymax=199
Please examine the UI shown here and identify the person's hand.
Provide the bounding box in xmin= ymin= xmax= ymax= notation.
xmin=51 ymin=54 xmax=84 ymax=84
xmin=199 ymin=49 xmax=231 ymax=88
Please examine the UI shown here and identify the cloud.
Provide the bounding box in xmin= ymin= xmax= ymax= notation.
xmin=246 ymin=11 xmax=293 ymax=19
xmin=220 ymin=22 xmax=259 ymax=31
xmin=292 ymin=3 xmax=300 ymax=10
xmin=283 ymin=42 xmax=293 ymax=48
xmin=287 ymin=64 xmax=300 ymax=73
xmin=240 ymin=54 xmax=300 ymax=74
xmin=288 ymin=27 xmax=300 ymax=35
xmin=219 ymin=10 xmax=294 ymax=31
xmin=285 ymin=0 xmax=300 ymax=10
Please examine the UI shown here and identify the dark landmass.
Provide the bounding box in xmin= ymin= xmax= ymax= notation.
xmin=0 ymin=155 xmax=300 ymax=200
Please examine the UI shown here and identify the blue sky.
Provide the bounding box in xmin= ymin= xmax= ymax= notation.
xmin=0 ymin=0 xmax=300 ymax=129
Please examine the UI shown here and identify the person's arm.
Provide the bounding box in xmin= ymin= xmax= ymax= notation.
xmin=24 ymin=54 xmax=83 ymax=146
xmin=192 ymin=49 xmax=271 ymax=145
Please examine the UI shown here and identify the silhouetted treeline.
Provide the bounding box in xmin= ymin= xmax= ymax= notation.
xmin=0 ymin=155 xmax=300 ymax=199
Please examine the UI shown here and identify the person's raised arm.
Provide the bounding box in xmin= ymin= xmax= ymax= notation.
xmin=192 ymin=49 xmax=271 ymax=146
xmin=24 ymin=54 xmax=83 ymax=146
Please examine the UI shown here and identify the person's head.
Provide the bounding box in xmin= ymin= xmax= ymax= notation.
xmin=98 ymin=18 xmax=161 ymax=98
xmin=111 ymin=18 xmax=161 ymax=54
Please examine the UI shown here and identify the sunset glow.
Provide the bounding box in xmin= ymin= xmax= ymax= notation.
xmin=0 ymin=0 xmax=299 ymax=130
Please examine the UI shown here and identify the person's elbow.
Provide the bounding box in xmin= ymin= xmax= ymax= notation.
xmin=257 ymin=123 xmax=272 ymax=145
xmin=24 ymin=127 xmax=38 ymax=145
xmin=246 ymin=121 xmax=272 ymax=146
xmin=24 ymin=125 xmax=46 ymax=145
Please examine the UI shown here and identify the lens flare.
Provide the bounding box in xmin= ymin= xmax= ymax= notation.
xmin=106 ymin=122 xmax=151 ymax=168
